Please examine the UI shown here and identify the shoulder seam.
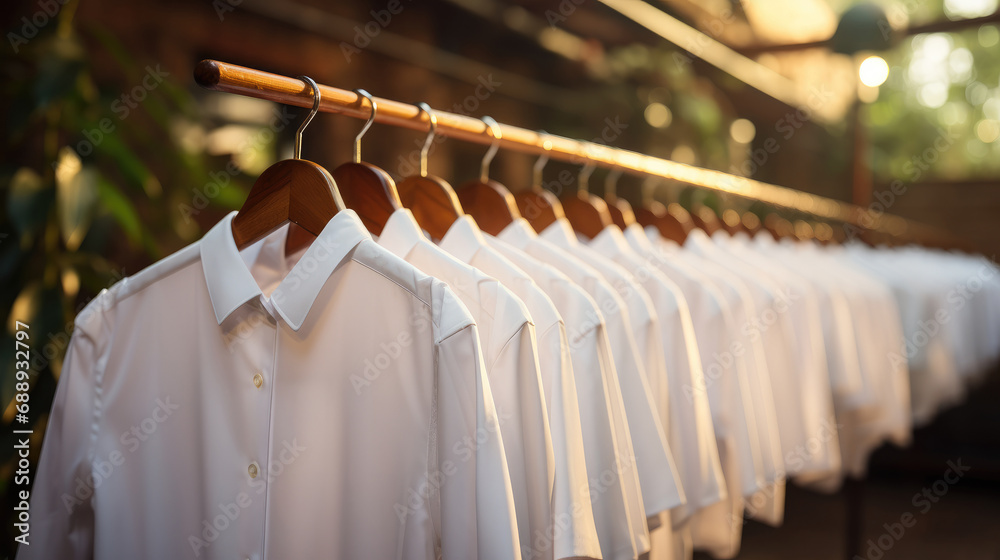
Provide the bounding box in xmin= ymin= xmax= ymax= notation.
xmin=438 ymin=322 xmax=476 ymax=344
xmin=353 ymin=258 xmax=430 ymax=308
xmin=489 ymin=321 xmax=533 ymax=373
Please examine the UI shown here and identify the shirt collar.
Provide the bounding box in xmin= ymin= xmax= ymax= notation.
xmin=377 ymin=208 xmax=426 ymax=258
xmin=201 ymin=209 xmax=371 ymax=331
xmin=201 ymin=212 xmax=264 ymax=325
xmin=754 ymin=233 xmax=777 ymax=249
xmin=710 ymin=229 xmax=731 ymax=243
xmin=684 ymin=227 xmax=714 ymax=251
xmin=496 ymin=218 xmax=538 ymax=250
xmin=439 ymin=215 xmax=487 ymax=263
xmin=623 ymin=223 xmax=655 ymax=253
xmin=538 ymin=217 xmax=579 ymax=249
xmin=589 ymin=224 xmax=632 ymax=256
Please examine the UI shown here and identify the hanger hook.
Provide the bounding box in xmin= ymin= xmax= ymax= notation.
xmin=294 ymin=76 xmax=321 ymax=160
xmin=416 ymin=102 xmax=437 ymax=178
xmin=578 ymin=142 xmax=596 ymax=194
xmin=480 ymin=116 xmax=502 ymax=182
xmin=605 ymin=168 xmax=623 ymax=198
xmin=533 ymin=131 xmax=552 ymax=189
xmin=353 ymin=89 xmax=376 ymax=163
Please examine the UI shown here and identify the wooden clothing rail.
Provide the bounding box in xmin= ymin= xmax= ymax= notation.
xmin=194 ymin=59 xmax=950 ymax=244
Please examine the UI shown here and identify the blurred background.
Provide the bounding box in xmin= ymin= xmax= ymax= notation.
xmin=2 ymin=0 xmax=999 ymax=558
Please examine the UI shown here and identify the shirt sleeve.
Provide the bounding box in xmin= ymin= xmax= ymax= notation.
xmin=436 ymin=322 xmax=521 ymax=560
xmin=18 ymin=302 xmax=106 ymax=560
xmin=570 ymin=322 xmax=643 ymax=560
xmin=645 ymin=281 xmax=727 ymax=523
xmin=485 ymin=321 xmax=556 ymax=560
xmin=534 ymin=322 xmax=602 ymax=560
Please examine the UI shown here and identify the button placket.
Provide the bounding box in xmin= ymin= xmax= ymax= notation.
xmin=235 ymin=298 xmax=279 ymax=559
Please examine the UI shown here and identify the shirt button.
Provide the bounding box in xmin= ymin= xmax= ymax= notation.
xmin=248 ymin=462 xmax=259 ymax=479
xmin=253 ymin=372 xmax=264 ymax=388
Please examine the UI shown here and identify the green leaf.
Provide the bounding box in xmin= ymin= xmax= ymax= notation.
xmin=7 ymin=168 xmax=53 ymax=238
xmin=57 ymin=160 xmax=99 ymax=252
xmin=32 ymin=35 xmax=86 ymax=111
xmin=91 ymin=130 xmax=156 ymax=196
xmin=95 ymin=176 xmax=142 ymax=246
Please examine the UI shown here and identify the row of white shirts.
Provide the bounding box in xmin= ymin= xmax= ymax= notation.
xmin=21 ymin=206 xmax=1000 ymax=560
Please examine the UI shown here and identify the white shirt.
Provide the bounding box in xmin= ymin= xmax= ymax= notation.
xmin=441 ymin=216 xmax=648 ymax=559
xmin=22 ymin=210 xmax=521 ymax=560
xmin=655 ymin=231 xmax=786 ymax=526
xmin=758 ymin=238 xmax=911 ymax=476
xmin=584 ymin=225 xmax=727 ymax=524
xmin=711 ymin=232 xmax=842 ymax=481
xmin=377 ymin=209 xmax=585 ymax=560
xmin=540 ymin=222 xmax=709 ymax=525
xmin=623 ymin=225 xmax=764 ymax=559
xmin=496 ymin=219 xmax=670 ymax=559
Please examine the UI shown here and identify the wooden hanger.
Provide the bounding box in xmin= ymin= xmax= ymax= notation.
xmin=633 ymin=179 xmax=692 ymax=244
xmin=742 ymin=211 xmax=763 ymax=236
xmin=561 ymin=144 xmax=611 ymax=239
xmin=513 ymin=132 xmax=564 ymax=233
xmin=763 ymin=213 xmax=794 ymax=240
xmin=691 ymin=204 xmax=723 ymax=235
xmin=397 ymin=103 xmax=463 ymax=240
xmin=231 ymin=76 xmax=344 ymax=254
xmin=333 ymin=89 xmax=401 ymax=236
xmin=456 ymin=116 xmax=520 ymax=236
xmin=792 ymin=219 xmax=815 ymax=242
xmin=721 ymin=209 xmax=744 ymax=235
xmin=603 ymin=169 xmax=636 ymax=229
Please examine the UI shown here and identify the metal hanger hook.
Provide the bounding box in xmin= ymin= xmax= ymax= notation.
xmin=353 ymin=89 xmax=376 ymax=163
xmin=578 ymin=142 xmax=596 ymax=194
xmin=605 ymin=168 xmax=623 ymax=198
xmin=294 ymin=76 xmax=321 ymax=160
xmin=416 ymin=102 xmax=437 ymax=177
xmin=533 ymin=131 xmax=552 ymax=189
xmin=480 ymin=116 xmax=502 ymax=182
